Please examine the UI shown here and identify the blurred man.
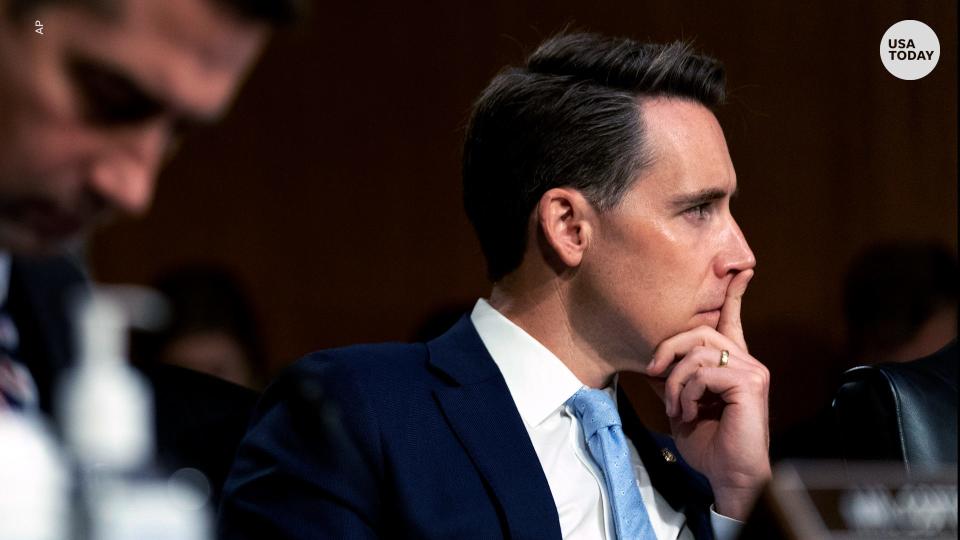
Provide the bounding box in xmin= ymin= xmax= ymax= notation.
xmin=0 ymin=0 xmax=301 ymax=502
xmin=0 ymin=0 xmax=291 ymax=407
xmin=221 ymin=33 xmax=769 ymax=539
xmin=134 ymin=265 xmax=269 ymax=390
xmin=843 ymin=241 xmax=957 ymax=365
xmin=0 ymin=0 xmax=287 ymax=254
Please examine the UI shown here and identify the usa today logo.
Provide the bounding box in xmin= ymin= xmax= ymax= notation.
xmin=881 ymin=20 xmax=940 ymax=80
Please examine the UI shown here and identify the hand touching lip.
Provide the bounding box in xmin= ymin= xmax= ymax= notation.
xmin=644 ymin=269 xmax=769 ymax=521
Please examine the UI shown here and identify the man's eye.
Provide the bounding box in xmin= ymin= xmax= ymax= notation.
xmin=684 ymin=203 xmax=712 ymax=220
xmin=69 ymin=58 xmax=164 ymax=126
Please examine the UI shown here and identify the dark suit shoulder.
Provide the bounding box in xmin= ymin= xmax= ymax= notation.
xmin=288 ymin=341 xmax=429 ymax=380
xmin=219 ymin=344 xmax=412 ymax=539
xmin=268 ymin=342 xmax=433 ymax=414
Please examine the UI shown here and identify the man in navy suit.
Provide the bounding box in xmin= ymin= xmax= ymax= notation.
xmin=220 ymin=33 xmax=771 ymax=539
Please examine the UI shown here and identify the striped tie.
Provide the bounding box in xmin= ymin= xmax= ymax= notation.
xmin=0 ymin=307 xmax=37 ymax=411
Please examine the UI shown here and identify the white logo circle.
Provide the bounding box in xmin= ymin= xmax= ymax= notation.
xmin=881 ymin=20 xmax=940 ymax=80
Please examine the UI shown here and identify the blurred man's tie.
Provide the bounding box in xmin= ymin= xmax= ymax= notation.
xmin=0 ymin=304 xmax=37 ymax=411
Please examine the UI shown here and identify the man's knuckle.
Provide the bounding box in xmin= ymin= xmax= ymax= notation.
xmin=746 ymin=371 xmax=765 ymax=389
xmin=754 ymin=365 xmax=770 ymax=385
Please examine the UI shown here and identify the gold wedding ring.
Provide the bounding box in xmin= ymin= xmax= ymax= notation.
xmin=719 ymin=350 xmax=729 ymax=368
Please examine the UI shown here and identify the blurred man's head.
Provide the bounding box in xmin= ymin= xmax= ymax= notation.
xmin=0 ymin=0 xmax=297 ymax=255
xmin=844 ymin=241 xmax=957 ymax=364
xmin=131 ymin=265 xmax=268 ymax=389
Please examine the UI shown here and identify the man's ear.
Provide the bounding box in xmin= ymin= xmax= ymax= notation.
xmin=536 ymin=187 xmax=595 ymax=269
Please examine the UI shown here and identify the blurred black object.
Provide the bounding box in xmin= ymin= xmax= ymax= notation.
xmin=139 ymin=362 xmax=260 ymax=507
xmin=833 ymin=340 xmax=958 ymax=471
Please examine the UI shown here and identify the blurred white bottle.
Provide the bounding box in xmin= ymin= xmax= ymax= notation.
xmin=57 ymin=287 xmax=210 ymax=540
xmin=0 ymin=412 xmax=70 ymax=540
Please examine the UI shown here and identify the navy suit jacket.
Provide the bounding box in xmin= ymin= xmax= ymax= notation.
xmin=219 ymin=316 xmax=716 ymax=539
xmin=7 ymin=255 xmax=86 ymax=415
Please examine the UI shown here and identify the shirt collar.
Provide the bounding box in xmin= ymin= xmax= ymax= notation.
xmin=471 ymin=298 xmax=594 ymax=428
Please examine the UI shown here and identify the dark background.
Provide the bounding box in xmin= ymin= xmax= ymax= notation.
xmin=89 ymin=2 xmax=957 ymax=449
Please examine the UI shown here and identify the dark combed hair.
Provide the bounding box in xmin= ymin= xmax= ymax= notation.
xmin=462 ymin=32 xmax=726 ymax=282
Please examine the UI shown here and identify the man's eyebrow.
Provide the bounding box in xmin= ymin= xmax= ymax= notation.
xmin=68 ymin=55 xmax=211 ymax=127
xmin=669 ymin=187 xmax=737 ymax=209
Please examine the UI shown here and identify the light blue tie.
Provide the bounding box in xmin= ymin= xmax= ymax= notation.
xmin=567 ymin=388 xmax=656 ymax=540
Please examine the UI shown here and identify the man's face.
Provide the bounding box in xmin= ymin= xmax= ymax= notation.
xmin=0 ymin=0 xmax=267 ymax=254
xmin=571 ymin=98 xmax=756 ymax=364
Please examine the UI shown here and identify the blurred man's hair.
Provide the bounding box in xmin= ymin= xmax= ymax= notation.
xmin=462 ymin=32 xmax=726 ymax=282
xmin=6 ymin=0 xmax=306 ymax=25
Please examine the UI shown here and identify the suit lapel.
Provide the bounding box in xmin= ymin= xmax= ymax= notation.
xmin=428 ymin=316 xmax=562 ymax=540
xmin=618 ymin=387 xmax=716 ymax=540
xmin=8 ymin=255 xmax=87 ymax=414
xmin=426 ymin=317 xmax=717 ymax=539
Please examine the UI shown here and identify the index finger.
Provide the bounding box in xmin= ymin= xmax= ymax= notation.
xmin=717 ymin=269 xmax=753 ymax=351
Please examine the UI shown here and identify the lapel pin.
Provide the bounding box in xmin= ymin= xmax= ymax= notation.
xmin=661 ymin=448 xmax=677 ymax=463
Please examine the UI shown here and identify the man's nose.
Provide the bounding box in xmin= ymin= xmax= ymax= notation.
xmin=715 ymin=218 xmax=756 ymax=276
xmin=87 ymin=122 xmax=170 ymax=215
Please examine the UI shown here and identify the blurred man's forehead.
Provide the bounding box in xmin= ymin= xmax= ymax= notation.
xmin=130 ymin=0 xmax=267 ymax=69
xmin=55 ymin=0 xmax=268 ymax=121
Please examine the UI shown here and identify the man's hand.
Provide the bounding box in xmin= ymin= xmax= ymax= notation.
xmin=644 ymin=269 xmax=770 ymax=521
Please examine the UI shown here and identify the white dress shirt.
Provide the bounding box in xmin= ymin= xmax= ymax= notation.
xmin=470 ymin=299 xmax=742 ymax=540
